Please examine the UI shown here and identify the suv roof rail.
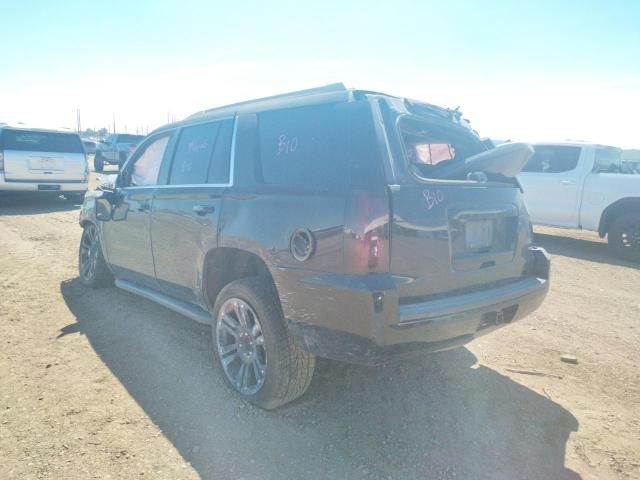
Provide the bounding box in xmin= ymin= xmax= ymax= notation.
xmin=187 ymin=83 xmax=348 ymax=120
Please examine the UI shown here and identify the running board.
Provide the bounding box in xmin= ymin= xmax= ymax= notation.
xmin=115 ymin=279 xmax=213 ymax=325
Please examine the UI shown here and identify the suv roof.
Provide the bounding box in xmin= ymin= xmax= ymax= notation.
xmin=0 ymin=124 xmax=80 ymax=135
xmin=152 ymin=83 xmax=466 ymax=136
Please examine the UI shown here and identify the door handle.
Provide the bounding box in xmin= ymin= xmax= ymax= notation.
xmin=560 ymin=180 xmax=571 ymax=186
xmin=193 ymin=204 xmax=215 ymax=216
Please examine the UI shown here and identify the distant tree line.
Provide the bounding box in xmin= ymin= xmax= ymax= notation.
xmin=80 ymin=127 xmax=109 ymax=139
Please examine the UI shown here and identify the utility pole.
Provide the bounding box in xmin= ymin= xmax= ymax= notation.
xmin=112 ymin=113 xmax=116 ymax=134
xmin=76 ymin=108 xmax=81 ymax=134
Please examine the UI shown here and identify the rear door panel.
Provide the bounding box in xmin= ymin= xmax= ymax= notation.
xmin=151 ymin=187 xmax=222 ymax=305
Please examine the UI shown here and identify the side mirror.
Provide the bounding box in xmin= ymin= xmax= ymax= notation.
xmin=95 ymin=196 xmax=113 ymax=221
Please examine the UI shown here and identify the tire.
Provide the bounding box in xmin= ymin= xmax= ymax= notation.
xmin=78 ymin=223 xmax=114 ymax=287
xmin=212 ymin=277 xmax=315 ymax=409
xmin=94 ymin=153 xmax=104 ymax=172
xmin=608 ymin=213 xmax=640 ymax=262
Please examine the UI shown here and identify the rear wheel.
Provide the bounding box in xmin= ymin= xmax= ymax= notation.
xmin=212 ymin=277 xmax=315 ymax=409
xmin=608 ymin=213 xmax=640 ymax=262
xmin=94 ymin=153 xmax=104 ymax=172
xmin=79 ymin=224 xmax=113 ymax=287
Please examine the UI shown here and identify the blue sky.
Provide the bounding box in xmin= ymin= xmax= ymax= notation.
xmin=2 ymin=0 xmax=639 ymax=146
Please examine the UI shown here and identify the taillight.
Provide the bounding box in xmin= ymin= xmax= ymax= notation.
xmin=0 ymin=151 xmax=4 ymax=171
xmin=344 ymin=189 xmax=390 ymax=273
xmin=367 ymin=232 xmax=380 ymax=268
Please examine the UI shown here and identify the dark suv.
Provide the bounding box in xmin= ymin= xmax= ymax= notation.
xmin=94 ymin=133 xmax=145 ymax=172
xmin=78 ymin=84 xmax=550 ymax=409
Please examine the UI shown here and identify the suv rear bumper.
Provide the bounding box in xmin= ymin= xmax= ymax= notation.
xmin=285 ymin=247 xmax=550 ymax=365
xmin=0 ymin=176 xmax=87 ymax=193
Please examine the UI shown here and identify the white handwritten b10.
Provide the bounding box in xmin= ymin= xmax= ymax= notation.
xmin=423 ymin=189 xmax=444 ymax=210
xmin=277 ymin=134 xmax=298 ymax=155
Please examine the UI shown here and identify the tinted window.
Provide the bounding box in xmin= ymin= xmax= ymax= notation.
xmin=257 ymin=103 xmax=349 ymax=188
xmin=129 ymin=135 xmax=170 ymax=186
xmin=522 ymin=145 xmax=580 ymax=173
xmin=208 ymin=119 xmax=234 ymax=184
xmin=594 ymin=147 xmax=623 ymax=172
xmin=1 ymin=129 xmax=83 ymax=153
xmin=118 ymin=134 xmax=144 ymax=144
xmin=169 ymin=121 xmax=228 ymax=185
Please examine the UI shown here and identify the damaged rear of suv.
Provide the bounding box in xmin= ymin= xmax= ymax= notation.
xmin=79 ymin=84 xmax=549 ymax=408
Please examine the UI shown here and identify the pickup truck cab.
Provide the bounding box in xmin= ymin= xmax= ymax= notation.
xmin=518 ymin=142 xmax=640 ymax=260
xmin=78 ymin=84 xmax=549 ymax=408
xmin=94 ymin=133 xmax=145 ymax=172
xmin=0 ymin=125 xmax=88 ymax=200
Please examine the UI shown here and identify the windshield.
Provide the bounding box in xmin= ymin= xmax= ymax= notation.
xmin=1 ymin=129 xmax=83 ymax=153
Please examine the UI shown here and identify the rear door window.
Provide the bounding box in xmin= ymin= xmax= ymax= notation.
xmin=168 ymin=119 xmax=233 ymax=185
xmin=522 ymin=146 xmax=580 ymax=173
xmin=257 ymin=103 xmax=349 ymax=189
xmin=593 ymin=147 xmax=623 ymax=172
xmin=1 ymin=129 xmax=84 ymax=153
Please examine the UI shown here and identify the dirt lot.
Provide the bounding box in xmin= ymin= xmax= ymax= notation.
xmin=1 ymin=177 xmax=639 ymax=479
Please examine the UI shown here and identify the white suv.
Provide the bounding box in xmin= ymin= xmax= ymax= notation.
xmin=0 ymin=125 xmax=88 ymax=201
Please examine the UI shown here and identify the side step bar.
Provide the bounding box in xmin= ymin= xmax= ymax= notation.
xmin=115 ymin=279 xmax=213 ymax=325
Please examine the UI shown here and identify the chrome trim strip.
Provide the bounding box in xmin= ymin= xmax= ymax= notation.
xmin=119 ymin=115 xmax=238 ymax=191
xmin=115 ymin=279 xmax=212 ymax=325
xmin=229 ymin=114 xmax=238 ymax=187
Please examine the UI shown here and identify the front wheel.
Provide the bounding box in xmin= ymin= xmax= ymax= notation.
xmin=608 ymin=213 xmax=640 ymax=262
xmin=212 ymin=277 xmax=315 ymax=409
xmin=79 ymin=224 xmax=113 ymax=287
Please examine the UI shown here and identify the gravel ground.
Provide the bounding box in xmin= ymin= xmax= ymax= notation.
xmin=0 ymin=173 xmax=638 ymax=479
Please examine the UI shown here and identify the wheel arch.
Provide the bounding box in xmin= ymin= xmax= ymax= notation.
xmin=598 ymin=197 xmax=640 ymax=237
xmin=202 ymin=247 xmax=279 ymax=312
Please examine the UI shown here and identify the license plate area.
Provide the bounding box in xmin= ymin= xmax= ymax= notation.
xmin=465 ymin=219 xmax=494 ymax=251
xmin=37 ymin=184 xmax=61 ymax=191
xmin=448 ymin=205 xmax=519 ymax=271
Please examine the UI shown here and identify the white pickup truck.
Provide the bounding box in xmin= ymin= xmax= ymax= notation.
xmin=518 ymin=142 xmax=640 ymax=261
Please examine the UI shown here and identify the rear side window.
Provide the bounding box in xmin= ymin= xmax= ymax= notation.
xmin=593 ymin=147 xmax=623 ymax=173
xmin=522 ymin=146 xmax=580 ymax=173
xmin=168 ymin=119 xmax=233 ymax=185
xmin=1 ymin=129 xmax=83 ymax=153
xmin=257 ymin=103 xmax=349 ymax=188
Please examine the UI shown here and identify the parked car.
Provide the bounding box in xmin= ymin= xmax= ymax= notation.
xmin=0 ymin=125 xmax=88 ymax=201
xmin=82 ymin=139 xmax=97 ymax=155
xmin=78 ymin=84 xmax=550 ymax=408
xmin=94 ymin=133 xmax=145 ymax=172
xmin=518 ymin=142 xmax=640 ymax=261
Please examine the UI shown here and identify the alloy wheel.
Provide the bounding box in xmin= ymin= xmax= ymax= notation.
xmin=215 ymin=298 xmax=267 ymax=395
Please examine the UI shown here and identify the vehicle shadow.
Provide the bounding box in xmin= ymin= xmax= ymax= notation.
xmin=0 ymin=193 xmax=80 ymax=215
xmin=60 ymin=278 xmax=581 ymax=480
xmin=534 ymin=231 xmax=639 ymax=269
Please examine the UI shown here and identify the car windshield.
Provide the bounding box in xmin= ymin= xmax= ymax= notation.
xmin=1 ymin=129 xmax=83 ymax=153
